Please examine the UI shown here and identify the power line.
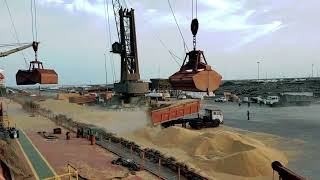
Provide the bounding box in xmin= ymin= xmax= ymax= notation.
xmin=4 ymin=0 xmax=28 ymax=67
xmin=167 ymin=0 xmax=189 ymax=53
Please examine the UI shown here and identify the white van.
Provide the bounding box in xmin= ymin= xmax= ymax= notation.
xmin=265 ymin=96 xmax=280 ymax=105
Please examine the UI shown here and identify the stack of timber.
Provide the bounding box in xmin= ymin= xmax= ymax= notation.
xmin=101 ymin=91 xmax=113 ymax=101
xmin=57 ymin=93 xmax=80 ymax=101
xmin=69 ymin=95 xmax=96 ymax=104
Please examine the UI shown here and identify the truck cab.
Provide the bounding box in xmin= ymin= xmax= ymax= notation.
xmin=204 ymin=109 xmax=224 ymax=124
xmin=190 ymin=109 xmax=224 ymax=129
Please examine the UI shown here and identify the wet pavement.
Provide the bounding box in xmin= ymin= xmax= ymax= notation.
xmin=203 ymin=100 xmax=320 ymax=179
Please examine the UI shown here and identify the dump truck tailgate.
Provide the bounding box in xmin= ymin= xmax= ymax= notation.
xmin=151 ymin=100 xmax=200 ymax=125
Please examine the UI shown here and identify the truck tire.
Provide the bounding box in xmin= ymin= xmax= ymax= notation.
xmin=213 ymin=119 xmax=220 ymax=127
xmin=189 ymin=121 xmax=203 ymax=130
xmin=161 ymin=123 xmax=171 ymax=128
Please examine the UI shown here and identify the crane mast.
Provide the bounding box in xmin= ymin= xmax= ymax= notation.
xmin=111 ymin=0 xmax=148 ymax=96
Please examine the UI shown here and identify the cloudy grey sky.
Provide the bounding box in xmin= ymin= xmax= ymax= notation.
xmin=1 ymin=0 xmax=319 ymax=85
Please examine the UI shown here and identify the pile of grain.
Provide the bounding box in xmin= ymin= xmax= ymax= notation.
xmin=124 ymin=126 xmax=287 ymax=179
xmin=38 ymin=99 xmax=288 ymax=179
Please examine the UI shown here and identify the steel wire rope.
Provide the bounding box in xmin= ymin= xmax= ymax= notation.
xmin=4 ymin=0 xmax=28 ymax=67
xmin=104 ymin=0 xmax=116 ymax=83
xmin=167 ymin=0 xmax=189 ymax=53
xmin=122 ymin=0 xmax=182 ymax=66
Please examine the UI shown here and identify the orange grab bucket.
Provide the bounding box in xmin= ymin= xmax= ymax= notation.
xmin=169 ymin=50 xmax=222 ymax=92
xmin=16 ymin=60 xmax=58 ymax=85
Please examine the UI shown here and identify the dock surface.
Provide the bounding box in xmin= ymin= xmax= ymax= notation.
xmin=17 ymin=129 xmax=56 ymax=179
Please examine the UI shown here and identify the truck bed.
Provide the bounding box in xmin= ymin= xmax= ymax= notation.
xmin=150 ymin=100 xmax=200 ymax=125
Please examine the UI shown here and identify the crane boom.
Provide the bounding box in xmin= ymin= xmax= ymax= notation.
xmin=0 ymin=42 xmax=39 ymax=58
xmin=111 ymin=0 xmax=121 ymax=42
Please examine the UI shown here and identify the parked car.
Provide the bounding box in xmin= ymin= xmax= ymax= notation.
xmin=177 ymin=94 xmax=187 ymax=99
xmin=251 ymin=96 xmax=263 ymax=103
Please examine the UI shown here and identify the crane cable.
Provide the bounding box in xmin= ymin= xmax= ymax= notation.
xmin=192 ymin=0 xmax=198 ymax=50
xmin=167 ymin=0 xmax=189 ymax=53
xmin=30 ymin=0 xmax=38 ymax=42
xmin=192 ymin=0 xmax=198 ymax=19
xmin=3 ymin=0 xmax=29 ymax=67
xmin=157 ymin=37 xmax=181 ymax=66
xmin=104 ymin=0 xmax=116 ymax=83
xmin=124 ymin=0 xmax=182 ymax=66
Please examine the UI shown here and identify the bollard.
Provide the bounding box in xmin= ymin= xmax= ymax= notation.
xmin=90 ymin=135 xmax=96 ymax=145
xmin=66 ymin=132 xmax=70 ymax=140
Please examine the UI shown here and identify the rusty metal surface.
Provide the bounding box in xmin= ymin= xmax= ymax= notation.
xmin=170 ymin=69 xmax=221 ymax=92
xmin=151 ymin=100 xmax=200 ymax=125
xmin=16 ymin=69 xmax=58 ymax=85
xmin=169 ymin=50 xmax=222 ymax=93
xmin=272 ymin=161 xmax=305 ymax=180
xmin=114 ymin=81 xmax=148 ymax=95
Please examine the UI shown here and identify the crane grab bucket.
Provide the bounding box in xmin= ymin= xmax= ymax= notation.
xmin=169 ymin=50 xmax=222 ymax=92
xmin=16 ymin=60 xmax=58 ymax=85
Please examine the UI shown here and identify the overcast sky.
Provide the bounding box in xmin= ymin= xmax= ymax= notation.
xmin=1 ymin=0 xmax=319 ymax=86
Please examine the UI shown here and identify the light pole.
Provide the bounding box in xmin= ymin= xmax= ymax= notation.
xmin=257 ymin=61 xmax=260 ymax=81
xmin=312 ymin=64 xmax=314 ymax=78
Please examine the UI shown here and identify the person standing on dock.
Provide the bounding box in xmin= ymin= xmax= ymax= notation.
xmin=247 ymin=110 xmax=250 ymax=120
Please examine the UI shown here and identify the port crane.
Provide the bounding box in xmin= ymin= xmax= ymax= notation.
xmin=0 ymin=42 xmax=58 ymax=85
xmin=110 ymin=0 xmax=148 ymax=96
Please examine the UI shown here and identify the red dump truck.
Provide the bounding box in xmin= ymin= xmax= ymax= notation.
xmin=151 ymin=100 xmax=223 ymax=129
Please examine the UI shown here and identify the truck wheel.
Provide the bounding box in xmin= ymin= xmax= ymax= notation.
xmin=190 ymin=121 xmax=203 ymax=130
xmin=161 ymin=123 xmax=171 ymax=128
xmin=213 ymin=119 xmax=220 ymax=127
xmin=189 ymin=122 xmax=196 ymax=129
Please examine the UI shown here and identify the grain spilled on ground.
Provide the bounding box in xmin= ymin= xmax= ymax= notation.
xmin=39 ymin=99 xmax=288 ymax=180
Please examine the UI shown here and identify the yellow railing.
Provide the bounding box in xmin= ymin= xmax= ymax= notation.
xmin=43 ymin=164 xmax=79 ymax=180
